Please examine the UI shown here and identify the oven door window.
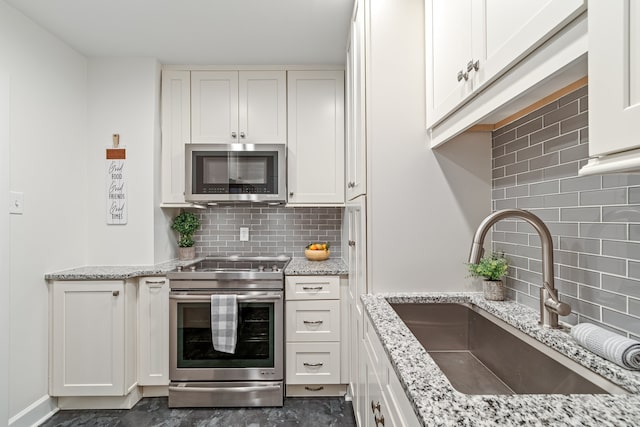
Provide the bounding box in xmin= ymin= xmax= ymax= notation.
xmin=176 ymin=302 xmax=275 ymax=368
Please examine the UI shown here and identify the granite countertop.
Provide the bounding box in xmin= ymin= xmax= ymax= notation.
xmin=362 ymin=293 xmax=640 ymax=427
xmin=44 ymin=258 xmax=204 ymax=281
xmin=45 ymin=255 xmax=347 ymax=280
xmin=283 ymin=257 xmax=348 ymax=276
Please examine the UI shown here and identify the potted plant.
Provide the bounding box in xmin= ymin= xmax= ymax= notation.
xmin=171 ymin=211 xmax=201 ymax=260
xmin=468 ymin=252 xmax=508 ymax=301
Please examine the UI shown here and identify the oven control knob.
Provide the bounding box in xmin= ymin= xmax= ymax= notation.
xmin=190 ymin=266 xmax=196 ymax=272
xmin=272 ymin=265 xmax=278 ymax=272
xmin=258 ymin=265 xmax=265 ymax=272
xmin=176 ymin=266 xmax=183 ymax=272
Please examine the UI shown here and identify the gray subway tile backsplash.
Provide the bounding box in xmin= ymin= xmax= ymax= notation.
xmin=580 ymin=188 xmax=627 ymax=206
xmin=491 ymin=85 xmax=640 ymax=337
xmin=192 ymin=203 xmax=342 ymax=258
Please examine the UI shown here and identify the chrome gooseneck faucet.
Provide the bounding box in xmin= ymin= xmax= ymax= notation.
xmin=469 ymin=209 xmax=571 ymax=329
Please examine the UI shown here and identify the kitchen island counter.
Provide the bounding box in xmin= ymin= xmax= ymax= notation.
xmin=363 ymin=292 xmax=640 ymax=426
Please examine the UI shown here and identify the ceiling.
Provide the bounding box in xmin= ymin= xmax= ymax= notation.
xmin=5 ymin=0 xmax=354 ymax=65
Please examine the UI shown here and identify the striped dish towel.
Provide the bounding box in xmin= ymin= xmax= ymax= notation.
xmin=211 ymin=294 xmax=238 ymax=354
xmin=571 ymin=323 xmax=640 ymax=370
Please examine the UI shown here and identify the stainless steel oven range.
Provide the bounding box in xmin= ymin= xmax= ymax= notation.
xmin=167 ymin=256 xmax=290 ymax=408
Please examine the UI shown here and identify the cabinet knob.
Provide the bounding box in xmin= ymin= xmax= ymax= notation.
xmin=467 ymin=59 xmax=480 ymax=72
xmin=348 ymin=240 xmax=356 ymax=247
xmin=289 ymin=192 xmax=294 ymax=197
xmin=375 ymin=414 xmax=385 ymax=426
xmin=240 ymin=132 xmax=246 ymax=138
xmin=457 ymin=70 xmax=469 ymax=82
xmin=112 ymin=290 xmax=120 ymax=297
xmin=371 ymin=400 xmax=381 ymax=413
xmin=231 ymin=132 xmax=237 ymax=138
xmin=348 ymin=181 xmax=356 ymax=188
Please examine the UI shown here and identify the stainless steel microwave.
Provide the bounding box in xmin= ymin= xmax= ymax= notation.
xmin=185 ymin=143 xmax=286 ymax=203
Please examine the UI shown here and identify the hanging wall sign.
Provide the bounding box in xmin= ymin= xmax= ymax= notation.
xmin=106 ymin=135 xmax=127 ymax=225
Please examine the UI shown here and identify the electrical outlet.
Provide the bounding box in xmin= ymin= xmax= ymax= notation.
xmin=240 ymin=227 xmax=249 ymax=241
xmin=9 ymin=191 xmax=23 ymax=215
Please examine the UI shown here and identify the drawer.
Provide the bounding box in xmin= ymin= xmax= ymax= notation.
xmin=285 ymin=276 xmax=340 ymax=300
xmin=286 ymin=300 xmax=340 ymax=342
xmin=285 ymin=384 xmax=347 ymax=397
xmin=286 ymin=342 xmax=341 ymax=385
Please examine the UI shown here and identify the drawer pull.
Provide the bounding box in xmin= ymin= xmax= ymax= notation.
xmin=303 ymin=362 xmax=324 ymax=368
xmin=304 ymin=386 xmax=325 ymax=392
xmin=302 ymin=286 xmax=324 ymax=291
xmin=371 ymin=400 xmax=380 ymax=413
xmin=303 ymin=320 xmax=324 ymax=325
xmin=375 ymin=414 xmax=385 ymax=426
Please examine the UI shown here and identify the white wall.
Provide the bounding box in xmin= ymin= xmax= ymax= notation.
xmin=1 ymin=69 xmax=11 ymax=427
xmin=366 ymin=0 xmax=491 ymax=292
xmin=0 ymin=1 xmax=88 ymax=424
xmin=86 ymin=57 xmax=168 ymax=265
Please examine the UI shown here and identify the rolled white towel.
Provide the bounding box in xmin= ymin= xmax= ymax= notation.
xmin=571 ymin=323 xmax=640 ymax=370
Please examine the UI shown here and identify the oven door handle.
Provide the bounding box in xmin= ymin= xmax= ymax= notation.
xmin=169 ymin=294 xmax=282 ymax=301
xmin=169 ymin=385 xmax=281 ymax=393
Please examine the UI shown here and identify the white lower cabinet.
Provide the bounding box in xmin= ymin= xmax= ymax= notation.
xmin=50 ymin=280 xmax=138 ymax=404
xmin=285 ymin=275 xmax=347 ymax=396
xmin=362 ymin=314 xmax=421 ymax=427
xmin=137 ymin=277 xmax=169 ymax=386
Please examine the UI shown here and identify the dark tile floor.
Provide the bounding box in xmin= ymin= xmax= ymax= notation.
xmin=39 ymin=397 xmax=356 ymax=427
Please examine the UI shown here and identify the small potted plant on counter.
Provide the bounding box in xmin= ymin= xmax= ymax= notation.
xmin=468 ymin=252 xmax=508 ymax=301
xmin=171 ymin=211 xmax=201 ymax=260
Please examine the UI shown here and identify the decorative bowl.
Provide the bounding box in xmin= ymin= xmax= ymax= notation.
xmin=305 ymin=249 xmax=330 ymax=261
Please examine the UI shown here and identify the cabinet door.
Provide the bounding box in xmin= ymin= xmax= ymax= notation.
xmin=191 ymin=71 xmax=239 ymax=143
xmin=161 ymin=70 xmax=190 ymax=204
xmin=287 ymin=70 xmax=345 ymax=205
xmin=346 ymin=0 xmax=367 ymax=200
xmin=473 ymin=0 xmax=586 ymax=92
xmin=588 ymin=0 xmax=640 ymax=157
xmin=425 ymin=0 xmax=474 ymax=127
xmin=138 ymin=277 xmax=169 ymax=386
xmin=347 ymin=196 xmax=367 ymax=311
xmin=51 ymin=281 xmax=125 ymax=396
xmin=239 ymin=71 xmax=286 ymax=144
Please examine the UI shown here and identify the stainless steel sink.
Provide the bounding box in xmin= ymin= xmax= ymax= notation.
xmin=389 ymin=303 xmax=628 ymax=395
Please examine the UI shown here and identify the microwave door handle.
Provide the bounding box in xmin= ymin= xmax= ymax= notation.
xmin=169 ymin=294 xmax=282 ymax=301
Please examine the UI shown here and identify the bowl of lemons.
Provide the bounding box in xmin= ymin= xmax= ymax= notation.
xmin=304 ymin=242 xmax=330 ymax=261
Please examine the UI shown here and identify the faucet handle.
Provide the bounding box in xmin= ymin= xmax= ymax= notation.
xmin=545 ymin=297 xmax=572 ymax=317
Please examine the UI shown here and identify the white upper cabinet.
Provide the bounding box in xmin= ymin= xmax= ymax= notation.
xmin=287 ymin=70 xmax=345 ymax=206
xmin=161 ymin=70 xmax=191 ymax=205
xmin=345 ymin=0 xmax=367 ymax=201
xmin=579 ymin=0 xmax=640 ymax=175
xmin=191 ymin=70 xmax=286 ymax=144
xmin=191 ymin=71 xmax=239 ymax=143
xmin=426 ymin=0 xmax=474 ymax=128
xmin=426 ymin=0 xmax=586 ymax=129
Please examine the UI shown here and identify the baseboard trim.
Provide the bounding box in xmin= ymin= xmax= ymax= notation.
xmin=57 ymin=387 xmax=142 ymax=410
xmin=8 ymin=395 xmax=58 ymax=427
xmin=142 ymin=385 xmax=168 ymax=397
